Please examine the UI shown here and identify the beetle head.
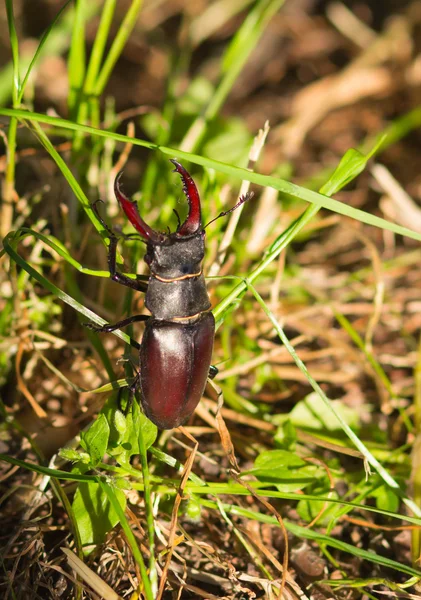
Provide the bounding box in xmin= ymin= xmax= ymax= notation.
xmin=144 ymin=231 xmax=205 ymax=278
xmin=114 ymin=160 xmax=205 ymax=278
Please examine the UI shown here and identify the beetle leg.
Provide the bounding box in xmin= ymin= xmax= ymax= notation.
xmin=107 ymin=235 xmax=148 ymax=293
xmin=84 ymin=314 xmax=149 ymax=337
xmin=118 ymin=371 xmax=141 ymax=414
xmin=92 ymin=200 xmax=148 ymax=293
xmin=208 ymin=365 xmax=219 ymax=380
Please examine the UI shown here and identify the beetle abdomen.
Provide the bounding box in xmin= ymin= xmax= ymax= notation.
xmin=139 ymin=312 xmax=215 ymax=429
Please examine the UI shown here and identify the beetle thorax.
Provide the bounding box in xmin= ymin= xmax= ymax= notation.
xmin=144 ymin=232 xmax=205 ymax=280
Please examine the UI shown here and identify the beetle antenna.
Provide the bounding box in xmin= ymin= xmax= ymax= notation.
xmin=121 ymin=232 xmax=148 ymax=244
xmin=204 ymin=191 xmax=254 ymax=229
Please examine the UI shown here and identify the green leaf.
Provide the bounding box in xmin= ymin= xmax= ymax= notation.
xmin=297 ymin=491 xmax=340 ymax=524
xmin=113 ymin=409 xmax=127 ymax=438
xmin=254 ymin=449 xmax=306 ymax=469
xmin=284 ymin=392 xmax=360 ymax=432
xmin=203 ymin=119 xmax=252 ymax=165
xmin=81 ymin=414 xmax=110 ymax=466
xmin=59 ymin=448 xmax=90 ymax=464
xmin=133 ymin=399 xmax=158 ymax=453
xmin=370 ymin=485 xmax=400 ymax=513
xmin=319 ymin=137 xmax=385 ymax=196
xmin=274 ymin=419 xmax=297 ymax=450
xmin=103 ymin=400 xmax=156 ymax=465
xmin=72 ymin=481 xmax=126 ymax=547
xmin=252 ymin=465 xmax=321 ymax=493
xmin=243 ymin=450 xmax=322 ymax=492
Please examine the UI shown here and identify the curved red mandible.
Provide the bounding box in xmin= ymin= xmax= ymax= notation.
xmin=170 ymin=159 xmax=202 ymax=236
xmin=114 ymin=173 xmax=165 ymax=244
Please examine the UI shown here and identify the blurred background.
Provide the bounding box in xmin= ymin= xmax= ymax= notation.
xmin=2 ymin=1 xmax=421 ymax=597
xmin=1 ymin=0 xmax=420 ymax=174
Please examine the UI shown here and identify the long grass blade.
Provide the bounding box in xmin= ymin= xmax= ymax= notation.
xmin=18 ymin=0 xmax=73 ymax=103
xmin=1 ymin=108 xmax=421 ymax=243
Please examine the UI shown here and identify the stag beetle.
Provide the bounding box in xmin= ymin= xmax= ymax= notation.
xmin=86 ymin=160 xmax=251 ymax=429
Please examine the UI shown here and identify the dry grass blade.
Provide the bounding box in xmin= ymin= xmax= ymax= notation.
xmin=230 ymin=471 xmax=289 ymax=600
xmin=214 ymin=388 xmax=240 ymax=472
xmin=108 ymin=120 xmax=135 ymax=199
xmin=62 ymin=548 xmax=122 ymax=600
xmin=214 ymin=389 xmax=289 ymax=599
xmin=156 ymin=428 xmax=198 ymax=600
xmin=327 ymin=2 xmax=376 ymax=48
xmin=208 ymin=120 xmax=269 ymax=276
xmin=15 ymin=341 xmax=48 ymax=419
xmin=373 ymin=162 xmax=421 ymax=233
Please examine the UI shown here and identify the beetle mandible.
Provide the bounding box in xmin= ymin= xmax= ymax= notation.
xmin=86 ymin=160 xmax=251 ymax=429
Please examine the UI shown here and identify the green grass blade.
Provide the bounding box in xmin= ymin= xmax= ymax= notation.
xmin=137 ymin=421 xmax=157 ymax=595
xmin=2 ymin=232 xmax=133 ymax=347
xmin=26 ymin=119 xmax=104 ymax=236
xmin=0 ymin=453 xmax=98 ymax=483
xmin=1 ymin=108 xmax=421 ymax=242
xmin=68 ymin=0 xmax=87 ymax=116
xmin=212 ymin=205 xmax=320 ymax=323
xmin=200 ymin=499 xmax=421 ymax=578
xmin=3 ymin=0 xmax=21 ymax=237
xmin=64 ymin=266 xmax=116 ymax=380
xmin=0 ymin=2 xmax=98 ymax=108
xmin=11 ymin=227 xmax=145 ymax=283
xmin=94 ymin=0 xmax=143 ymax=96
xmin=73 ymin=0 xmax=117 ymax=149
xmin=2 ymin=116 xmax=18 ymax=237
xmin=126 ymin=479 xmax=421 ymax=527
xmin=362 ymin=103 xmax=421 ymax=154
xmin=18 ymin=0 xmax=73 ymax=104
xmin=196 ymin=487 xmax=421 ymax=525
xmin=5 ymin=0 xmax=20 ymax=104
xmin=334 ymin=309 xmax=394 ymax=397
xmin=2 ymin=450 xmax=419 ymax=578
xmin=36 ymin=348 xmax=131 ymax=393
xmin=148 ymin=447 xmax=207 ymax=487
xmin=84 ymin=0 xmax=117 ymax=93
xmin=1 ymin=453 xmax=419 ymax=526
xmin=285 ymin=519 xmax=421 ymax=578
xmin=181 ymin=0 xmax=284 ymax=151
